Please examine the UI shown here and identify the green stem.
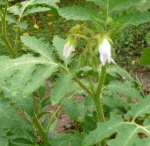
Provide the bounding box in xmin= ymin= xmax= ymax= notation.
xmin=74 ymin=77 xmax=94 ymax=97
xmin=0 ymin=3 xmax=17 ymax=58
xmin=94 ymin=65 xmax=107 ymax=122
xmin=14 ymin=27 xmax=20 ymax=50
xmin=59 ymin=65 xmax=94 ymax=97
xmin=45 ymin=105 xmax=62 ymax=133
xmin=32 ymin=113 xmax=49 ymax=146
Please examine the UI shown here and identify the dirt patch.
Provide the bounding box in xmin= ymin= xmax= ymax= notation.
xmin=135 ymin=71 xmax=150 ymax=94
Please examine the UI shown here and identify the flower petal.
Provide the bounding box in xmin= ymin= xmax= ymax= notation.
xmin=99 ymin=38 xmax=115 ymax=65
xmin=63 ymin=43 xmax=75 ymax=59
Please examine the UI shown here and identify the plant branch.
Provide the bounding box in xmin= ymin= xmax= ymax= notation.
xmin=94 ymin=65 xmax=107 ymax=122
xmin=45 ymin=105 xmax=63 ymax=133
xmin=74 ymin=77 xmax=94 ymax=97
xmin=32 ymin=113 xmax=49 ymax=146
xmin=0 ymin=2 xmax=17 ymax=58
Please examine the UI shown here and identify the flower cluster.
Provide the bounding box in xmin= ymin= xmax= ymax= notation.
xmin=63 ymin=37 xmax=115 ymax=66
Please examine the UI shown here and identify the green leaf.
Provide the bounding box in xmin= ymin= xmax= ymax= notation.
xmin=21 ymin=36 xmax=53 ymax=60
xmin=31 ymin=0 xmax=60 ymax=9
xmin=107 ymin=126 xmax=150 ymax=146
xmin=104 ymin=81 xmax=142 ymax=101
xmin=0 ymin=0 xmax=8 ymax=6
xmin=53 ymin=36 xmax=66 ymax=61
xmin=51 ymin=132 xmax=84 ymax=146
xmin=0 ymin=55 xmax=58 ymax=97
xmin=0 ymin=133 xmax=8 ymax=146
xmin=11 ymin=138 xmax=33 ymax=145
xmin=58 ymin=6 xmax=103 ymax=22
xmin=83 ymin=116 xmax=123 ymax=146
xmin=83 ymin=116 xmax=150 ymax=146
xmin=63 ymin=98 xmax=85 ymax=122
xmin=0 ymin=100 xmax=30 ymax=134
xmin=87 ymin=0 xmax=143 ymax=13
xmin=51 ymin=73 xmax=74 ymax=104
xmin=23 ymin=6 xmax=51 ymax=17
xmin=113 ymin=12 xmax=150 ymax=32
xmin=8 ymin=0 xmax=59 ymax=21
xmin=146 ymin=33 xmax=150 ymax=46
xmin=125 ymin=97 xmax=150 ymax=120
xmin=83 ymin=98 xmax=150 ymax=146
xmin=108 ymin=0 xmax=142 ymax=13
xmin=107 ymin=65 xmax=134 ymax=82
xmin=86 ymin=0 xmax=104 ymax=6
xmin=140 ymin=48 xmax=150 ymax=65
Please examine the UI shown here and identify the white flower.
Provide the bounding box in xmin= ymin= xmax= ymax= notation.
xmin=99 ymin=38 xmax=115 ymax=65
xmin=63 ymin=42 xmax=75 ymax=59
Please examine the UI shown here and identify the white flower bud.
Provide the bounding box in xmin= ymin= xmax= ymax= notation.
xmin=63 ymin=42 xmax=75 ymax=59
xmin=99 ymin=38 xmax=115 ymax=65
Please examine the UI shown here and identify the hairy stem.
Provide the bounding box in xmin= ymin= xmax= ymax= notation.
xmin=74 ymin=77 xmax=94 ymax=97
xmin=33 ymin=113 xmax=49 ymax=146
xmin=0 ymin=3 xmax=17 ymax=58
xmin=94 ymin=65 xmax=106 ymax=122
xmin=14 ymin=27 xmax=20 ymax=50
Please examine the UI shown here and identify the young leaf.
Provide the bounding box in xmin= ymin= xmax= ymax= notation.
xmin=53 ymin=36 xmax=66 ymax=61
xmin=51 ymin=73 xmax=74 ymax=104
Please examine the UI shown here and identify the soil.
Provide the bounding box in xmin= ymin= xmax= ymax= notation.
xmin=134 ymin=70 xmax=150 ymax=94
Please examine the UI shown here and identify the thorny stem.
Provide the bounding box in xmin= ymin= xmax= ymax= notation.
xmin=32 ymin=113 xmax=49 ymax=146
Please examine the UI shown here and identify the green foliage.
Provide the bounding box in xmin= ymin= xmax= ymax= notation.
xmin=0 ymin=54 xmax=57 ymax=97
xmin=51 ymin=132 xmax=85 ymax=146
xmin=59 ymin=0 xmax=150 ymax=35
xmin=83 ymin=98 xmax=150 ymax=146
xmin=107 ymin=65 xmax=134 ymax=82
xmin=0 ymin=98 xmax=34 ymax=146
xmin=63 ymin=98 xmax=85 ymax=122
xmin=51 ymin=73 xmax=74 ymax=104
xmin=58 ymin=6 xmax=101 ymax=22
xmin=21 ymin=36 xmax=53 ymax=60
xmin=112 ymin=12 xmax=150 ymax=32
xmin=87 ymin=0 xmax=150 ymax=12
xmin=140 ymin=33 xmax=150 ymax=65
xmin=140 ymin=48 xmax=150 ymax=65
xmin=0 ymin=0 xmax=150 ymax=146
xmin=0 ymin=132 xmax=9 ymax=146
xmin=53 ymin=36 xmax=66 ymax=61
xmin=8 ymin=0 xmax=59 ymax=19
